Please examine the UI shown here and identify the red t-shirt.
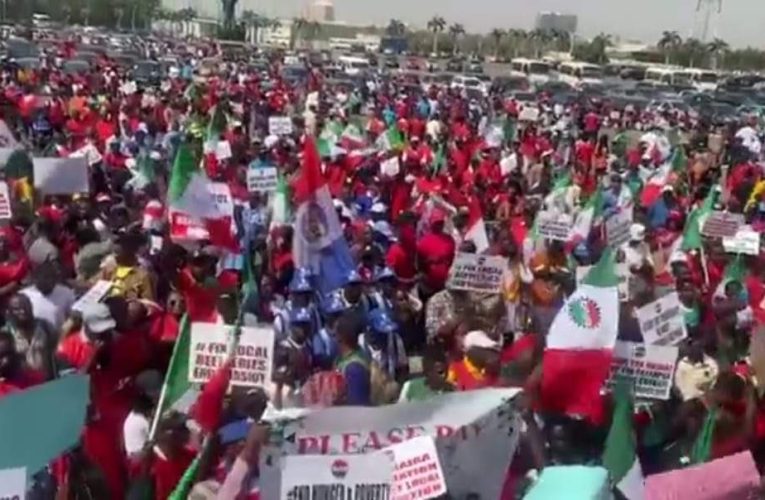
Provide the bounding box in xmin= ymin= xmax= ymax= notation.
xmin=152 ymin=448 xmax=197 ymax=500
xmin=386 ymin=242 xmax=417 ymax=284
xmin=0 ymin=368 xmax=44 ymax=398
xmin=177 ymin=269 xmax=220 ymax=323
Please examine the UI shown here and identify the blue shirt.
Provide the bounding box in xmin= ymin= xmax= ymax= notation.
xmin=343 ymin=361 xmax=371 ymax=406
xmin=647 ymin=198 xmax=670 ymax=229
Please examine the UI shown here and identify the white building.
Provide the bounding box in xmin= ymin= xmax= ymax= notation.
xmin=307 ymin=0 xmax=335 ymax=23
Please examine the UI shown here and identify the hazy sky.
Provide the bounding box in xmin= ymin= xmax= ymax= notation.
xmin=256 ymin=0 xmax=763 ymax=48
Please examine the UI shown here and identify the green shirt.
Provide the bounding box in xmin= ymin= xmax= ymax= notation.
xmin=398 ymin=377 xmax=441 ymax=403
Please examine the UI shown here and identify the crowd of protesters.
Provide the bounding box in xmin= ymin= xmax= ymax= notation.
xmin=3 ymin=30 xmax=765 ymax=499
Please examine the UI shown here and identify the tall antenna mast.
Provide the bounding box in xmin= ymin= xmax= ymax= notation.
xmin=695 ymin=0 xmax=723 ymax=42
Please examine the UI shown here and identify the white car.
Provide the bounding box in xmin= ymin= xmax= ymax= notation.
xmin=450 ymin=75 xmax=487 ymax=96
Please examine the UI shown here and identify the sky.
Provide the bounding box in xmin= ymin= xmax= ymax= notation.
xmin=253 ymin=0 xmax=765 ymax=48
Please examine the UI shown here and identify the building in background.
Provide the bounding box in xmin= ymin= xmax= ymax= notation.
xmin=535 ymin=11 xmax=578 ymax=35
xmin=306 ymin=0 xmax=335 ymax=23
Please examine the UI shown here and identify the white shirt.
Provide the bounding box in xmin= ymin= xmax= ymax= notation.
xmin=21 ymin=284 xmax=76 ymax=330
xmin=123 ymin=411 xmax=150 ymax=456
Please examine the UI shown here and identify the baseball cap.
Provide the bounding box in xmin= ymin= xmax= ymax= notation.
xmin=464 ymin=330 xmax=501 ymax=351
xmin=629 ymin=223 xmax=646 ymax=242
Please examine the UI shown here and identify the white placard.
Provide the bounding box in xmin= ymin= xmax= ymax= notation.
xmin=279 ymin=453 xmax=394 ymax=500
xmin=446 ymin=253 xmax=507 ymax=294
xmin=380 ymin=157 xmax=400 ymax=177
xmin=635 ymin=292 xmax=687 ymax=346
xmin=723 ymin=226 xmax=760 ymax=256
xmin=607 ymin=341 xmax=679 ymax=400
xmin=0 ymin=467 xmax=26 ymax=500
xmin=189 ymin=323 xmax=275 ymax=388
xmin=577 ymin=262 xmax=631 ymax=301
xmin=72 ymin=280 xmax=112 ymax=313
xmin=216 ymin=140 xmax=232 ymax=161
xmin=519 ymin=107 xmax=540 ymax=122
xmin=0 ymin=181 xmax=12 ymax=220
xmin=33 ymin=157 xmax=89 ymax=194
xmin=210 ymin=182 xmax=235 ymax=218
xmin=247 ymin=166 xmax=278 ymax=193
xmin=606 ymin=210 xmax=632 ymax=248
xmin=384 ymin=436 xmax=447 ymax=500
xmin=269 ymin=116 xmax=293 ymax=136
xmin=701 ymin=211 xmax=744 ymax=238
xmin=536 ymin=211 xmax=573 ymax=241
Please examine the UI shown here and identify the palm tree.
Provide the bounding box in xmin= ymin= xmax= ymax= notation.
xmin=658 ymin=30 xmax=683 ymax=65
xmin=448 ymin=23 xmax=465 ymax=55
xmin=427 ymin=16 xmax=446 ymax=56
xmin=291 ymin=17 xmax=307 ymax=50
xmin=683 ymin=38 xmax=706 ymax=67
xmin=707 ymin=37 xmax=729 ymax=70
xmin=386 ymin=19 xmax=406 ymax=37
xmin=506 ymin=29 xmax=527 ymax=57
xmin=591 ymin=33 xmax=613 ymax=65
xmin=490 ymin=28 xmax=505 ymax=59
xmin=529 ymin=29 xmax=549 ymax=58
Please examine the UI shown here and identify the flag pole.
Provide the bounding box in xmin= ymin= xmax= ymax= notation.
xmin=149 ymin=313 xmax=189 ymax=440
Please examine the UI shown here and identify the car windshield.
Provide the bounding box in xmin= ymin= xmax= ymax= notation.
xmin=699 ymin=73 xmax=718 ymax=83
xmin=581 ymin=67 xmax=602 ymax=79
xmin=529 ymin=63 xmax=550 ymax=75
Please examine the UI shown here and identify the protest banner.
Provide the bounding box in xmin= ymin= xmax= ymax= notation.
xmin=606 ymin=341 xmax=679 ymax=400
xmin=260 ymin=388 xmax=522 ymax=500
xmin=701 ymin=211 xmax=744 ymax=238
xmin=722 ymin=226 xmax=760 ymax=256
xmin=536 ymin=211 xmax=573 ymax=241
xmin=72 ymin=280 xmax=112 ymax=313
xmin=247 ymin=166 xmax=279 ymax=193
xmin=188 ymin=323 xmax=275 ymax=388
xmin=269 ymin=116 xmax=293 ymax=136
xmin=524 ymin=466 xmax=609 ymax=500
xmin=0 ymin=467 xmax=25 ymax=500
xmin=635 ymin=292 xmax=687 ymax=346
xmin=384 ymin=436 xmax=447 ymax=500
xmin=605 ymin=210 xmax=632 ymax=248
xmin=577 ymin=262 xmax=631 ymax=302
xmin=33 ymin=157 xmax=89 ymax=194
xmin=446 ymin=253 xmax=506 ymax=294
xmin=0 ymin=181 xmax=11 ymax=220
xmin=0 ymin=375 xmax=89 ymax=474
xmin=645 ymin=451 xmax=760 ymax=500
xmin=280 ymin=454 xmax=393 ymax=500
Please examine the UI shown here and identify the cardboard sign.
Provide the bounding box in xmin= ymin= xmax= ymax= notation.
xmin=169 ymin=210 xmax=210 ymax=242
xmin=247 ymin=166 xmax=278 ymax=193
xmin=446 ymin=253 xmax=506 ymax=294
xmin=576 ymin=262 xmax=631 ymax=302
xmin=261 ymin=389 xmax=522 ymax=500
xmin=607 ymin=341 xmax=678 ymax=400
xmin=210 ymin=182 xmax=235 ymax=218
xmin=33 ymin=157 xmax=89 ymax=194
xmin=385 ymin=437 xmax=447 ymax=500
xmin=72 ymin=280 xmax=112 ymax=313
xmin=518 ymin=107 xmax=540 ymax=122
xmin=380 ymin=157 xmax=400 ymax=177
xmin=0 ymin=182 xmax=11 ymax=220
xmin=635 ymin=292 xmax=687 ymax=346
xmin=189 ymin=323 xmax=275 ymax=388
xmin=536 ymin=211 xmax=573 ymax=241
xmin=606 ymin=210 xmax=632 ymax=248
xmin=701 ymin=211 xmax=744 ymax=238
xmin=0 ymin=467 xmax=26 ymax=500
xmin=645 ymin=451 xmax=760 ymax=500
xmin=279 ymin=453 xmax=394 ymax=500
xmin=216 ymin=140 xmax=232 ymax=161
xmin=269 ymin=116 xmax=293 ymax=136
xmin=723 ymin=226 xmax=760 ymax=256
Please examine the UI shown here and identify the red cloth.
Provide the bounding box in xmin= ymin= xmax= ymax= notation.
xmin=416 ymin=232 xmax=455 ymax=292
xmin=151 ymin=448 xmax=197 ymax=500
xmin=0 ymin=368 xmax=44 ymax=398
xmin=386 ymin=242 xmax=417 ymax=283
xmin=177 ymin=269 xmax=220 ymax=323
xmin=190 ymin=360 xmax=232 ymax=433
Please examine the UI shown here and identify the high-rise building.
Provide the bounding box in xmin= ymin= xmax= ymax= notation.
xmin=535 ymin=11 xmax=578 ymax=34
xmin=308 ymin=0 xmax=335 ymax=23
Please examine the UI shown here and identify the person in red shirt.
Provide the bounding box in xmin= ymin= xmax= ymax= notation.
xmin=386 ymin=213 xmax=418 ymax=288
xmin=416 ymin=208 xmax=456 ymax=297
xmin=0 ymin=331 xmax=44 ymax=398
xmin=142 ymin=412 xmax=196 ymax=500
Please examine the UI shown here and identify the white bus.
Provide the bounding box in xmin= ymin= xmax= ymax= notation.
xmin=644 ymin=67 xmax=693 ymax=87
xmin=337 ymin=55 xmax=370 ymax=76
xmin=686 ymin=68 xmax=719 ymax=92
xmin=509 ymin=58 xmax=553 ymax=85
xmin=557 ymin=62 xmax=603 ymax=88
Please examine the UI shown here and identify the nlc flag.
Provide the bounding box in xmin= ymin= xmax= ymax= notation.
xmin=293 ymin=136 xmax=354 ymax=294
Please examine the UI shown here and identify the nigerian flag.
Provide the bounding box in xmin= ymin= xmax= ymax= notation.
xmin=603 ymin=385 xmax=645 ymax=500
xmin=149 ymin=315 xmax=191 ymax=437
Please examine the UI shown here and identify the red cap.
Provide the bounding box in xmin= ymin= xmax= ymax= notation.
xmin=429 ymin=208 xmax=447 ymax=224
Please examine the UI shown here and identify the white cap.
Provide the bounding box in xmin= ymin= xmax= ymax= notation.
xmin=629 ymin=223 xmax=646 ymax=242
xmin=464 ymin=331 xmax=501 ymax=351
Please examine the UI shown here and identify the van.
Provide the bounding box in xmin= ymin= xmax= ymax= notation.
xmin=557 ymin=62 xmax=603 ymax=88
xmin=337 ymin=56 xmax=370 ymax=76
xmin=450 ymin=75 xmax=487 ymax=96
xmin=686 ymin=68 xmax=719 ymax=92
xmin=510 ymin=58 xmax=553 ymax=86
